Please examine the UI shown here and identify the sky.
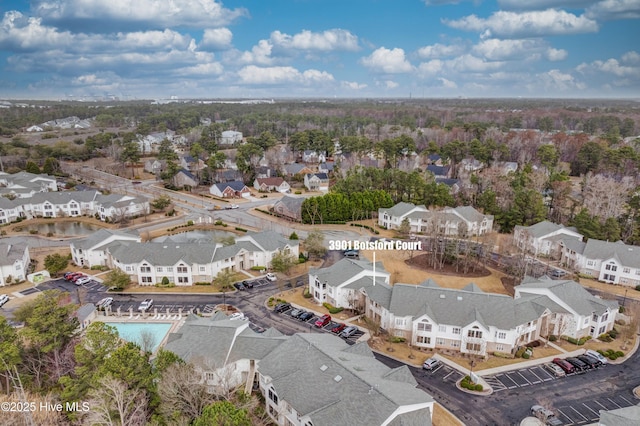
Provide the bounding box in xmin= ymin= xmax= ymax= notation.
xmin=0 ymin=0 xmax=639 ymax=100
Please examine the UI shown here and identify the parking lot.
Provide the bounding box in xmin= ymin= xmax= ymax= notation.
xmin=553 ymin=393 xmax=637 ymax=425
xmin=420 ymin=362 xmax=466 ymax=385
xmin=483 ymin=365 xmax=559 ymax=392
xmin=273 ymin=304 xmax=365 ymax=344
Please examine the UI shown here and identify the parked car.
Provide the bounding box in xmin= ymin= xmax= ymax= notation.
xmin=543 ymin=362 xmax=566 ymax=377
xmin=550 ymin=269 xmax=567 ymax=279
xmin=315 ymin=314 xmax=331 ymax=328
xmin=266 ymin=273 xmax=277 ymax=281
xmin=243 ymin=280 xmax=254 ymax=289
xmin=531 ymin=405 xmax=563 ymax=426
xmin=552 ymin=358 xmax=575 ymax=374
xmin=0 ymin=294 xmax=9 ymax=307
xmin=331 ymin=323 xmax=346 ymax=334
xmin=225 ymin=204 xmax=239 ymax=209
xmin=343 ymin=250 xmax=359 ymax=258
xmin=75 ymin=276 xmax=91 ymax=286
xmin=289 ymin=308 xmax=304 ymax=318
xmin=229 ymin=312 xmax=246 ymax=321
xmin=422 ymin=358 xmax=440 ymax=371
xmin=95 ymin=297 xmax=113 ymax=310
xmin=63 ymin=271 xmax=74 ymax=279
xmin=566 ymin=357 xmax=589 ymax=371
xmin=233 ymin=282 xmax=246 ymax=291
xmin=586 ymin=349 xmax=608 ymax=365
xmin=274 ymin=303 xmax=291 ymax=313
xmin=138 ymin=299 xmax=153 ymax=312
xmin=577 ymin=354 xmax=601 ymax=368
xmin=298 ymin=311 xmax=314 ymax=322
xmin=70 ymin=273 xmax=86 ymax=282
xmin=339 ymin=326 xmax=358 ymax=338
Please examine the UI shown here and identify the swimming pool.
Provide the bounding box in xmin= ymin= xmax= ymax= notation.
xmin=105 ymin=322 xmax=173 ymax=353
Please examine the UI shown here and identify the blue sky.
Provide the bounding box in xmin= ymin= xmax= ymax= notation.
xmin=0 ymin=0 xmax=638 ymax=99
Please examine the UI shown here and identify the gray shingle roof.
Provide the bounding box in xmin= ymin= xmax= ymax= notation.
xmin=515 ymin=221 xmax=580 ymax=239
xmin=108 ymin=241 xmax=216 ymax=265
xmin=599 ymin=404 xmax=640 ymax=426
xmin=240 ymin=230 xmax=294 ymax=251
xmin=379 ymin=202 xmax=427 ymax=218
xmin=73 ymin=229 xmax=139 ymax=250
xmin=258 ymin=333 xmax=433 ymax=426
xmin=582 ymin=239 xmax=640 ymax=268
xmin=388 ymin=283 xmax=539 ymax=329
xmin=273 ymin=195 xmax=304 ymax=212
xmin=516 ymin=276 xmax=617 ymax=315
xmin=0 ymin=241 xmax=28 ymax=265
xmin=212 ymin=241 xmax=260 ymax=262
xmin=310 ymin=258 xmax=389 ymax=289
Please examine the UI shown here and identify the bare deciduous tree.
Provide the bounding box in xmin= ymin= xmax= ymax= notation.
xmin=85 ymin=376 xmax=148 ymax=426
xmin=158 ymin=362 xmax=212 ymax=425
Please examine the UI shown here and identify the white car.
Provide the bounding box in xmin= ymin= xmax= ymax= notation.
xmin=585 ymin=349 xmax=608 ymax=365
xmin=225 ymin=204 xmax=239 ymax=209
xmin=0 ymin=294 xmax=9 ymax=307
xmin=228 ymin=312 xmax=246 ymax=321
xmin=266 ymin=273 xmax=277 ymax=281
xmin=138 ymin=299 xmax=153 ymax=312
xmin=95 ymin=297 xmax=114 ymax=310
xmin=75 ymin=276 xmax=92 ymax=285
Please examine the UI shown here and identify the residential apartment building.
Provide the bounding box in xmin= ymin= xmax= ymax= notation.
xmin=309 ymin=259 xmax=617 ymax=356
xmin=378 ymin=202 xmax=493 ymax=236
xmin=514 ymin=221 xmax=583 ymax=258
xmin=0 ymin=190 xmax=149 ymax=223
xmin=560 ymin=239 xmax=640 ymax=287
xmin=258 ymin=333 xmax=434 ymax=426
xmin=0 ymin=171 xmax=57 ymax=199
xmin=0 ymin=242 xmax=30 ymax=286
xmin=97 ymin=230 xmax=299 ymax=285
xmin=70 ymin=229 xmax=141 ymax=268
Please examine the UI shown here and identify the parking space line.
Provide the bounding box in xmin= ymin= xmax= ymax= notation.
xmin=557 ymin=409 xmax=573 ymax=425
xmin=582 ymin=403 xmax=599 ymax=417
xmin=594 ymin=400 xmax=609 ymax=411
xmin=527 ymin=368 xmax=543 ymax=384
xmin=618 ymin=395 xmax=634 ymax=406
xmin=497 ymin=373 xmax=518 ymax=388
xmin=516 ymin=371 xmax=531 ymax=385
xmin=569 ymin=406 xmax=588 ymax=422
xmin=607 ymin=398 xmax=622 ymax=409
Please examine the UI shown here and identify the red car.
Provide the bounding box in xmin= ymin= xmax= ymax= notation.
xmin=71 ymin=273 xmax=86 ymax=282
xmin=552 ymin=358 xmax=575 ymax=374
xmin=315 ymin=314 xmax=331 ymax=328
xmin=331 ymin=323 xmax=346 ymax=334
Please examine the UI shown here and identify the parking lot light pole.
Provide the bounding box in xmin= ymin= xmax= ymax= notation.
xmin=623 ymin=289 xmax=628 ymax=309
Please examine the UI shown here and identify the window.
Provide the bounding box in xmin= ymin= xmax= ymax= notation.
xmin=417 ymin=321 xmax=432 ymax=332
xmin=140 ymin=266 xmax=151 ymax=273
xmin=395 ymin=318 xmax=406 ymax=327
xmin=605 ymin=264 xmax=618 ymax=272
xmin=141 ymin=276 xmax=152 ymax=283
xmin=156 ymin=267 xmax=163 ymax=272
xmin=598 ymin=325 xmax=606 ymax=335
xmin=587 ymin=260 xmax=594 ymax=266
xmin=166 ymin=267 xmax=173 ymax=272
xmin=199 ymin=266 xmax=205 ymax=272
xmin=452 ymin=327 xmax=461 ymax=335
xmin=416 ymin=336 xmax=431 ymax=344
xmin=592 ymin=314 xmax=598 ymax=321
xmin=496 ymin=344 xmax=505 ymax=351
xmin=467 ymin=329 xmax=483 ymax=339
xmin=125 ymin=266 xmax=132 ymax=272
xmin=603 ymin=274 xmax=616 ymax=281
xmin=177 ymin=266 xmax=188 ymax=273
xmin=451 ymin=341 xmax=460 ymax=348
xmin=178 ymin=277 xmax=189 ymax=284
xmin=623 ymin=267 xmax=630 ymax=274
xmin=466 ymin=342 xmax=482 ymax=352
xmin=268 ymin=388 xmax=278 ymax=404
xmin=602 ymin=312 xmax=608 ymax=322
xmin=497 ymin=332 xmax=506 ymax=340
xmin=436 ymin=337 xmax=445 ymax=345
xmin=636 ymin=269 xmax=640 ymax=276
xmin=438 ymin=325 xmax=447 ymax=333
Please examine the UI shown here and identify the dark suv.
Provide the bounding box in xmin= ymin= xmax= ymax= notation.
xmin=566 ymin=357 xmax=589 ymax=372
xmin=578 ymin=354 xmax=601 ymax=368
xmin=274 ymin=303 xmax=291 ymax=313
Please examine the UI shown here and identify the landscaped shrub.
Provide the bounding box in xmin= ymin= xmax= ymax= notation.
xmin=322 ymin=302 xmax=344 ymax=314
xmin=186 ymin=220 xmax=194 ymax=226
xmin=598 ymin=333 xmax=613 ymax=342
xmin=289 ymin=232 xmax=299 ymax=240
xmin=525 ymin=340 xmax=541 ymax=348
xmin=493 ymin=351 xmax=513 ymax=359
xmin=389 ymin=336 xmax=406 ymax=343
xmin=567 ymin=336 xmax=591 ymax=345
xmin=90 ymin=265 xmax=108 ymax=271
xmin=515 ymin=347 xmax=526 ymax=358
xmin=635 ymin=284 xmax=640 ymax=291
xmin=235 ymin=227 xmax=247 ymax=232
xmin=609 ymin=328 xmax=619 ymax=338
xmin=303 ymin=288 xmax=312 ymax=299
xmin=548 ymin=335 xmax=558 ymax=342
xmin=194 ymin=282 xmax=211 ymax=286
xmin=251 ymin=266 xmax=266 ymax=271
xmin=474 ymin=384 xmax=483 ymax=391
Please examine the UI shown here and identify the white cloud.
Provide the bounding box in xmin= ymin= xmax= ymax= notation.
xmin=200 ymin=28 xmax=233 ymax=50
xmin=473 ymin=39 xmax=546 ymax=60
xmin=546 ymin=47 xmax=568 ymax=61
xmin=438 ymin=77 xmax=458 ymax=89
xmin=270 ymin=29 xmax=358 ymax=52
xmin=446 ymin=54 xmax=505 ymax=72
xmin=622 ymin=51 xmax=640 ymax=63
xmin=176 ymin=62 xmax=224 ymax=76
xmin=237 ymin=65 xmax=334 ymax=85
xmin=379 ymin=80 xmax=399 ymax=89
xmin=498 ymin=0 xmax=598 ymax=9
xmin=577 ymin=57 xmax=640 ymax=77
xmin=33 ymin=0 xmax=247 ymax=29
xmin=238 ymin=40 xmax=274 ymax=65
xmin=586 ymin=0 xmax=640 ymax=20
xmin=444 ymin=9 xmax=599 ymax=38
xmin=537 ymin=69 xmax=586 ymax=91
xmin=0 ymin=11 xmax=74 ymax=51
xmin=417 ymin=59 xmax=444 ymax=76
xmin=341 ymin=81 xmax=367 ymax=90
xmin=360 ymin=47 xmax=413 ymax=73
xmin=417 ymin=42 xmax=466 ymax=59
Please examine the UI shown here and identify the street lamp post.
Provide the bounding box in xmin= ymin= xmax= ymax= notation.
xmin=623 ymin=289 xmax=628 ymax=309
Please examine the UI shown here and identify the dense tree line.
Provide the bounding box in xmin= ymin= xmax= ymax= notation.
xmin=300 ymin=190 xmax=393 ymax=224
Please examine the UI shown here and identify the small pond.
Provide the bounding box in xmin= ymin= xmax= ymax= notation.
xmin=151 ymin=229 xmax=238 ymax=243
xmin=15 ymin=221 xmax=103 ymax=236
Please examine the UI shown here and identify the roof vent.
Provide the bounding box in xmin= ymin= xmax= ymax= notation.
xmin=457 ymin=296 xmax=463 ymax=301
xmin=334 ymin=375 xmax=342 ymax=382
xmin=163 ymin=246 xmax=167 ymax=249
xmin=320 ymin=365 xmax=328 ymax=372
xmin=439 ymin=294 xmax=446 ymax=299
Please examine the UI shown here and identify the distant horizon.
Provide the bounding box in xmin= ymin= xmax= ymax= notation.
xmin=0 ymin=1 xmax=639 ymax=99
